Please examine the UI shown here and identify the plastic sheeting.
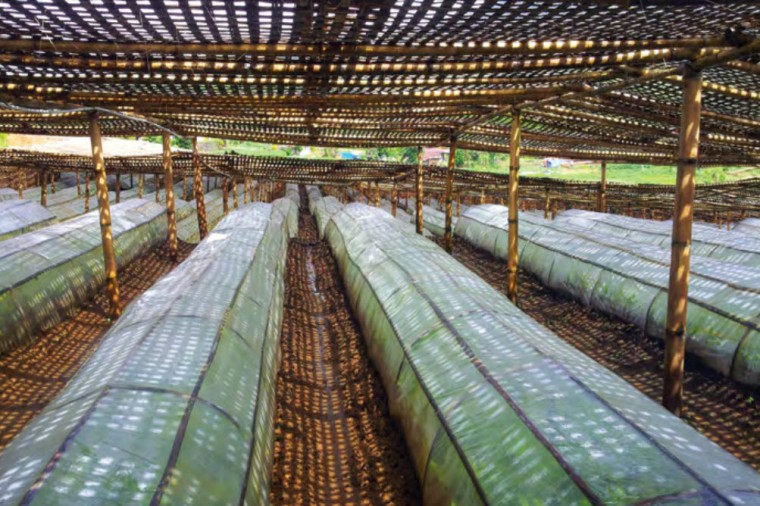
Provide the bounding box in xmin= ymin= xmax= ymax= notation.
xmin=324 ymin=203 xmax=760 ymax=505
xmin=0 ymin=199 xmax=167 ymax=353
xmin=0 ymin=198 xmax=297 ymax=505
xmin=557 ymin=209 xmax=760 ymax=269
xmin=307 ymin=185 xmax=344 ymax=239
xmin=456 ymin=205 xmax=760 ymax=387
xmin=0 ymin=199 xmax=55 ymax=241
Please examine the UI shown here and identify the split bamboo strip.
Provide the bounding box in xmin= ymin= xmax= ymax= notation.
xmin=507 ymin=110 xmax=521 ymax=303
xmin=162 ymin=132 xmax=178 ymax=260
xmin=192 ymin=137 xmax=208 ymax=240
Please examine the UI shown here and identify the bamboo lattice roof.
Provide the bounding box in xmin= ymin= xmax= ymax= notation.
xmin=0 ymin=1 xmax=759 ymax=166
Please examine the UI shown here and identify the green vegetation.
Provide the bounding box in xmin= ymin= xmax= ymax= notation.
xmin=162 ymin=139 xmax=759 ymax=186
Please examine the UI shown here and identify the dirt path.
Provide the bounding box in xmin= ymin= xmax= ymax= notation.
xmin=446 ymin=236 xmax=759 ymax=471
xmin=0 ymin=241 xmax=195 ymax=451
xmin=271 ymin=190 xmax=420 ymax=505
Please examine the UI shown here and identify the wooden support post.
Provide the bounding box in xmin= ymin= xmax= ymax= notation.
xmin=17 ymin=170 xmax=23 ymax=198
xmin=115 ymin=174 xmax=121 ymax=203
xmin=249 ymin=178 xmax=255 ymax=202
xmin=138 ymin=174 xmax=144 ymax=198
xmin=50 ymin=172 xmax=56 ymax=194
xmin=444 ymin=137 xmax=457 ymax=252
xmin=551 ymin=199 xmax=558 ymax=220
xmin=663 ymin=67 xmax=702 ymax=416
xmin=162 ymin=133 xmax=178 ymax=260
xmin=416 ymin=146 xmax=424 ymax=235
xmin=544 ymin=188 xmax=551 ymax=219
xmin=182 ymin=175 xmax=188 ymax=200
xmin=243 ymin=177 xmax=250 ymax=204
xmin=598 ymin=161 xmax=607 ymax=212
xmin=89 ymin=113 xmax=121 ymax=319
xmin=222 ymin=177 xmax=230 ymax=215
xmin=480 ymin=189 xmax=486 ymax=205
xmin=192 ymin=138 xmax=208 ymax=240
xmin=84 ymin=171 xmax=91 ymax=212
xmin=391 ymin=182 xmax=398 ymax=217
xmin=456 ymin=193 xmax=461 ymax=217
xmin=373 ymin=181 xmax=380 ymax=207
xmin=76 ymin=171 xmax=81 ymax=197
xmin=40 ymin=171 xmax=48 ymax=206
xmin=232 ymin=177 xmax=239 ymax=208
xmin=507 ymin=111 xmax=521 ymax=303
xmin=155 ymin=174 xmax=161 ymax=203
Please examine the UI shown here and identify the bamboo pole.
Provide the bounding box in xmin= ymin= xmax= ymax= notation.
xmin=89 ymin=112 xmax=121 ymax=319
xmin=76 ymin=171 xmax=81 ymax=197
xmin=84 ymin=171 xmax=91 ymax=212
xmin=162 ymin=133 xmax=178 ymax=260
xmin=192 ymin=137 xmax=208 ymax=240
xmin=17 ymin=170 xmax=23 ymax=198
xmin=444 ymin=137 xmax=457 ymax=253
xmin=115 ymin=174 xmax=121 ymax=203
xmin=243 ymin=177 xmax=250 ymax=204
xmin=416 ymin=147 xmax=424 ymax=235
xmin=391 ymin=182 xmax=398 ymax=217
xmin=40 ymin=171 xmax=47 ymax=206
xmin=155 ymin=174 xmax=161 ymax=203
xmin=373 ymin=181 xmax=380 ymax=207
xmin=232 ymin=177 xmax=239 ymax=208
xmin=222 ymin=177 xmax=229 ymax=215
xmin=544 ymin=188 xmax=551 ymax=219
xmin=507 ymin=111 xmax=522 ymax=303
xmin=663 ymin=68 xmax=702 ymax=416
xmin=456 ymin=192 xmax=461 ymax=217
xmin=598 ymin=160 xmax=607 ymax=212
xmin=249 ymin=178 xmax=256 ymax=202
xmin=50 ymin=172 xmax=55 ymax=194
xmin=138 ymin=173 xmax=144 ymax=198
xmin=182 ymin=175 xmax=188 ymax=200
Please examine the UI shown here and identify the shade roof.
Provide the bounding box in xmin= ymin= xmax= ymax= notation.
xmin=0 ymin=1 xmax=759 ymax=165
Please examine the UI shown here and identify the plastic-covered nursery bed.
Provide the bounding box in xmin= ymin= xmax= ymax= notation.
xmin=0 ymin=198 xmax=298 ymax=504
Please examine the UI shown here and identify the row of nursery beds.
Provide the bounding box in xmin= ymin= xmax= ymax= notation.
xmin=0 ymin=184 xmax=758 ymax=504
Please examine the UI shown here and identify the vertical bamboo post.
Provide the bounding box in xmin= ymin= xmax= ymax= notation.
xmin=663 ymin=67 xmax=702 ymax=416
xmin=243 ymin=177 xmax=250 ymax=204
xmin=50 ymin=172 xmax=56 ymax=194
xmin=155 ymin=174 xmax=161 ymax=203
xmin=222 ymin=177 xmax=230 ymax=215
xmin=76 ymin=171 xmax=81 ymax=197
xmin=249 ymin=178 xmax=256 ymax=202
xmin=162 ymin=133 xmax=178 ymax=260
xmin=480 ymin=189 xmax=486 ymax=205
xmin=17 ymin=170 xmax=23 ymax=198
xmin=232 ymin=177 xmax=239 ymax=208
xmin=391 ymin=182 xmax=398 ymax=217
xmin=89 ymin=113 xmax=121 ymax=319
xmin=444 ymin=137 xmax=457 ymax=252
xmin=456 ymin=192 xmax=461 ymax=217
xmin=544 ymin=188 xmax=551 ymax=219
xmin=84 ymin=171 xmax=91 ymax=212
xmin=598 ymin=160 xmax=607 ymax=212
xmin=41 ymin=171 xmax=48 ymax=206
xmin=551 ymin=199 xmax=558 ymax=220
xmin=416 ymin=146 xmax=424 ymax=235
xmin=182 ymin=175 xmax=188 ymax=200
xmin=115 ymin=174 xmax=121 ymax=203
xmin=373 ymin=181 xmax=380 ymax=207
xmin=192 ymin=137 xmax=208 ymax=240
xmin=138 ymin=174 xmax=144 ymax=198
xmin=507 ymin=110 xmax=521 ymax=303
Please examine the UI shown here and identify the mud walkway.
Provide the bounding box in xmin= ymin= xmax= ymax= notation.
xmin=0 ymin=241 xmax=195 ymax=451
xmin=270 ymin=191 xmax=420 ymax=505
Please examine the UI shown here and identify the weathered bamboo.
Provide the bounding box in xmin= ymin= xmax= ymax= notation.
xmin=84 ymin=171 xmax=91 ymax=212
xmin=480 ymin=189 xmax=486 ymax=205
xmin=192 ymin=137 xmax=208 ymax=240
xmin=456 ymin=193 xmax=461 ymax=217
xmin=416 ymin=147 xmax=424 ymax=235
xmin=17 ymin=170 xmax=23 ymax=198
xmin=50 ymin=172 xmax=55 ymax=194
xmin=544 ymin=188 xmax=551 ymax=219
xmin=76 ymin=171 xmax=81 ymax=197
xmin=89 ymin=113 xmax=121 ymax=319
xmin=444 ymin=137 xmax=457 ymax=253
xmin=222 ymin=177 xmax=229 ymax=215
xmin=243 ymin=177 xmax=250 ymax=204
xmin=115 ymin=174 xmax=121 ymax=203
xmin=551 ymin=199 xmax=558 ymax=219
xmin=155 ymin=174 xmax=161 ymax=203
xmin=249 ymin=178 xmax=255 ymax=202
xmin=182 ymin=175 xmax=188 ymax=200
xmin=40 ymin=171 xmax=47 ymax=206
xmin=598 ymin=160 xmax=607 ymax=212
xmin=663 ymin=68 xmax=702 ymax=416
xmin=162 ymin=133 xmax=178 ymax=260
xmin=373 ymin=181 xmax=380 ymax=207
xmin=232 ymin=177 xmax=239 ymax=208
xmin=138 ymin=173 xmax=144 ymax=198
xmin=391 ymin=182 xmax=398 ymax=217
xmin=507 ymin=111 xmax=521 ymax=303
